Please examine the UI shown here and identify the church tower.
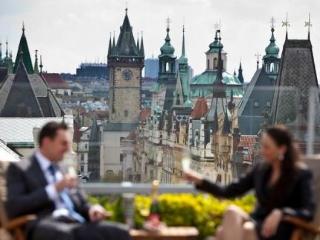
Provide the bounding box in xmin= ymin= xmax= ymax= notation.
xmin=107 ymin=8 xmax=144 ymax=124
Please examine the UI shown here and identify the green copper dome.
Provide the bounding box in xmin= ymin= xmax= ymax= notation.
xmin=183 ymin=98 xmax=193 ymax=108
xmin=265 ymin=28 xmax=279 ymax=57
xmin=160 ymin=27 xmax=175 ymax=57
xmin=207 ymin=30 xmax=223 ymax=53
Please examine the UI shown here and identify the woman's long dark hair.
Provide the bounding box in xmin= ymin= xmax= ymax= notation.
xmin=265 ymin=125 xmax=300 ymax=208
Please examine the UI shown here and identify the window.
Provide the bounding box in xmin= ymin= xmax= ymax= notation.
xmin=124 ymin=110 xmax=128 ymax=117
xmin=213 ymin=58 xmax=217 ymax=68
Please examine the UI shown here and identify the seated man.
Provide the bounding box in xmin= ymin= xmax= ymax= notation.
xmin=6 ymin=121 xmax=131 ymax=240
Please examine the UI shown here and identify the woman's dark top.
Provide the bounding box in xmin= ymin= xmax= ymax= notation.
xmin=196 ymin=163 xmax=315 ymax=240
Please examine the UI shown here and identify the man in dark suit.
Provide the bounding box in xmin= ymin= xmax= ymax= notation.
xmin=6 ymin=121 xmax=131 ymax=240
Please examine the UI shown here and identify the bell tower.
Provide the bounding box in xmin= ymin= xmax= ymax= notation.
xmin=107 ymin=8 xmax=144 ymax=124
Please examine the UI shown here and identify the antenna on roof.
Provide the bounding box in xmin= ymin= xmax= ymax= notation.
xmin=282 ymin=13 xmax=290 ymax=39
xmin=305 ymin=13 xmax=312 ymax=40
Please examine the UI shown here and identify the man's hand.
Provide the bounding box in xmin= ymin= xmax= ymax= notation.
xmin=55 ymin=174 xmax=78 ymax=192
xmin=261 ymin=209 xmax=283 ymax=238
xmin=183 ymin=169 xmax=203 ymax=185
xmin=89 ymin=204 xmax=108 ymax=222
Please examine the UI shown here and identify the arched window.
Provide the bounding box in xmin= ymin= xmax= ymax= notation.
xmin=124 ymin=110 xmax=129 ymax=117
xmin=270 ymin=63 xmax=274 ymax=73
xmin=207 ymin=59 xmax=210 ymax=69
xmin=213 ymin=58 xmax=218 ymax=68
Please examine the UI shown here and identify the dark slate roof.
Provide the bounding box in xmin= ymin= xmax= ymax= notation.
xmin=0 ymin=61 xmax=64 ymax=117
xmin=104 ymin=122 xmax=138 ymax=131
xmin=0 ymin=68 xmax=8 ymax=88
xmin=115 ymin=12 xmax=140 ymax=57
xmin=13 ymin=30 xmax=33 ymax=74
xmin=271 ymin=38 xmax=319 ymax=124
xmin=42 ymin=73 xmax=69 ymax=89
xmin=238 ymin=68 xmax=277 ymax=135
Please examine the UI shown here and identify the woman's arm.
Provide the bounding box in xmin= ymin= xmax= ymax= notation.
xmin=194 ymin=166 xmax=256 ymax=199
xmin=282 ymin=169 xmax=315 ymax=221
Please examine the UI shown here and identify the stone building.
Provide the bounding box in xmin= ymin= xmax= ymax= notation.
xmin=101 ymin=9 xmax=144 ymax=181
xmin=270 ymin=32 xmax=320 ymax=145
xmin=238 ymin=25 xmax=280 ymax=135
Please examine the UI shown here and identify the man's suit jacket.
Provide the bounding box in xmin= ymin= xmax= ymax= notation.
xmin=5 ymin=154 xmax=90 ymax=221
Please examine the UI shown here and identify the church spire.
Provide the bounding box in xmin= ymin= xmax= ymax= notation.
xmin=34 ymin=50 xmax=39 ymax=73
xmin=238 ymin=62 xmax=244 ymax=84
xmin=139 ymin=32 xmax=145 ymax=57
xmin=107 ymin=33 xmax=112 ymax=57
xmin=13 ymin=23 xmax=34 ymax=74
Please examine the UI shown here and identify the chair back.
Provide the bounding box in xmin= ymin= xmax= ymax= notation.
xmin=305 ymin=155 xmax=320 ymax=226
xmin=0 ymin=161 xmax=13 ymax=240
xmin=301 ymin=155 xmax=320 ymax=240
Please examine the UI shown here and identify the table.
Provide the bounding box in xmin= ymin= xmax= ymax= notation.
xmin=130 ymin=227 xmax=199 ymax=240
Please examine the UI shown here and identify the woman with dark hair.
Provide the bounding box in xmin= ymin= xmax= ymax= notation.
xmin=184 ymin=126 xmax=315 ymax=240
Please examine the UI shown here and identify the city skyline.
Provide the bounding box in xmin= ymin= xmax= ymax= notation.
xmin=0 ymin=0 xmax=319 ymax=81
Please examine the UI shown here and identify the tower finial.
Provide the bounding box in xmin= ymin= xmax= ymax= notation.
xmin=22 ymin=21 xmax=25 ymax=34
xmin=282 ymin=13 xmax=290 ymax=39
xmin=255 ymin=52 xmax=261 ymax=70
xmin=305 ymin=13 xmax=312 ymax=40
xmin=39 ymin=55 xmax=43 ymax=73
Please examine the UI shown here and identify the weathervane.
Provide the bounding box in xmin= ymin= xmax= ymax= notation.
xmin=254 ymin=52 xmax=261 ymax=70
xmin=214 ymin=20 xmax=222 ymax=32
xmin=166 ymin=17 xmax=171 ymax=30
xmin=282 ymin=13 xmax=290 ymax=38
xmin=305 ymin=13 xmax=312 ymax=39
xmin=270 ymin=17 xmax=275 ymax=29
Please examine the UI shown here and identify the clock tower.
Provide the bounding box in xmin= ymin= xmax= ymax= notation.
xmin=107 ymin=8 xmax=144 ymax=124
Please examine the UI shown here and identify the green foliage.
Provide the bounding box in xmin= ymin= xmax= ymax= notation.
xmin=89 ymin=194 xmax=255 ymax=239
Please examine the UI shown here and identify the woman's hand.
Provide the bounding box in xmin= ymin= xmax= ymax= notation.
xmin=261 ymin=209 xmax=283 ymax=238
xmin=183 ymin=169 xmax=203 ymax=185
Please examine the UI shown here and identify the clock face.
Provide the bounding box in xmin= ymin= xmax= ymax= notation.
xmin=122 ymin=69 xmax=133 ymax=81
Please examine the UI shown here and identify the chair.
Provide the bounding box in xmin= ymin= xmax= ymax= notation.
xmin=0 ymin=160 xmax=36 ymax=240
xmin=283 ymin=155 xmax=320 ymax=240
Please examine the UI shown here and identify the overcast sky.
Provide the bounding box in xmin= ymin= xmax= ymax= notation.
xmin=0 ymin=0 xmax=319 ymax=81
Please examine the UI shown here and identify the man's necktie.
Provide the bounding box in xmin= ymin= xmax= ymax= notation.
xmin=48 ymin=164 xmax=85 ymax=223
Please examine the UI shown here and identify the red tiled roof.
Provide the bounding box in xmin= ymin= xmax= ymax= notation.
xmin=140 ymin=108 xmax=151 ymax=122
xmin=191 ymin=97 xmax=208 ymax=119
xmin=238 ymin=135 xmax=258 ymax=162
xmin=42 ymin=73 xmax=69 ymax=89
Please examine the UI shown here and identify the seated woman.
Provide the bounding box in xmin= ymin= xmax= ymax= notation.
xmin=184 ymin=126 xmax=315 ymax=240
